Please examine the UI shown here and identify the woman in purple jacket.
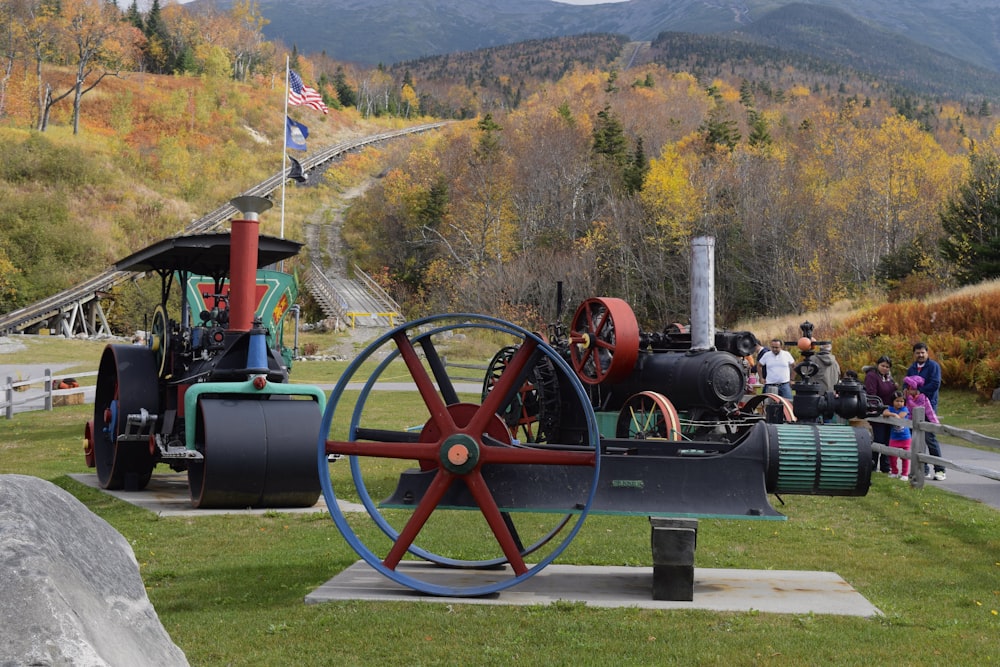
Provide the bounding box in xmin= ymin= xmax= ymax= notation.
xmin=865 ymin=355 xmax=897 ymax=473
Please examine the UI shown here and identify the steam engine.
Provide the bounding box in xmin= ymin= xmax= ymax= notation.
xmin=83 ymin=196 xmax=324 ymax=508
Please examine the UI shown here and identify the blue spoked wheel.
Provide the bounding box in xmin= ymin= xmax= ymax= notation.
xmin=317 ymin=313 xmax=601 ymax=597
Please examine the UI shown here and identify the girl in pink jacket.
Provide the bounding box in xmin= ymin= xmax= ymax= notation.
xmin=903 ymin=375 xmax=939 ymax=425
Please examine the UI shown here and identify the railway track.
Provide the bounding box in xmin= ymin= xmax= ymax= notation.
xmin=0 ymin=122 xmax=448 ymax=336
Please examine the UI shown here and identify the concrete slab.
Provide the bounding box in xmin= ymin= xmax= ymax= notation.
xmin=306 ymin=561 xmax=882 ymax=617
xmin=68 ymin=474 xmax=880 ymax=617
xmin=67 ymin=472 xmax=362 ymax=517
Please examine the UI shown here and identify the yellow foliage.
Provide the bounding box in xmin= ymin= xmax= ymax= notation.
xmin=788 ymin=85 xmax=811 ymax=98
xmin=640 ymin=143 xmax=701 ymax=247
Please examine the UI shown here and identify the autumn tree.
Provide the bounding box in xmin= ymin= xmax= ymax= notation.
xmin=939 ymin=150 xmax=1000 ymax=284
xmin=41 ymin=0 xmax=142 ymax=134
xmin=0 ymin=0 xmax=25 ymax=118
xmin=228 ymin=0 xmax=270 ymax=81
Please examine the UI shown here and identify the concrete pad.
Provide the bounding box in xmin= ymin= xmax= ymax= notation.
xmin=67 ymin=472 xmax=362 ymax=517
xmin=306 ymin=561 xmax=882 ymax=617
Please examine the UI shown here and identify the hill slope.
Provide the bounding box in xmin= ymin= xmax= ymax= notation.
xmin=646 ymin=4 xmax=1000 ymax=100
xmin=191 ymin=0 xmax=1000 ymax=74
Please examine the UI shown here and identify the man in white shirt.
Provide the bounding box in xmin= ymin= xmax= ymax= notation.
xmin=758 ymin=338 xmax=796 ymax=399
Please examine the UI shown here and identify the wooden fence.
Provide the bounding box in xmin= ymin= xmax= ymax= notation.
xmin=2 ymin=369 xmax=97 ymax=419
xmin=867 ymin=408 xmax=1000 ymax=488
xmin=6 ymin=365 xmax=1000 ymax=494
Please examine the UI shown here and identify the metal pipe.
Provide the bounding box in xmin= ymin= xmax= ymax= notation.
xmin=228 ymin=197 xmax=272 ymax=331
xmin=690 ymin=236 xmax=715 ymax=351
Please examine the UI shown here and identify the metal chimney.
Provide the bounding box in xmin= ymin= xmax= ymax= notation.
xmin=690 ymin=236 xmax=715 ymax=351
xmin=228 ymin=196 xmax=272 ymax=331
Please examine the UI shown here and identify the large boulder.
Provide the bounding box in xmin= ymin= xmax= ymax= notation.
xmin=0 ymin=474 xmax=188 ymax=666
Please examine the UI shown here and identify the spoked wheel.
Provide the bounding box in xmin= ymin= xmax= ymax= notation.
xmin=568 ymin=297 xmax=640 ymax=384
xmin=616 ymin=391 xmax=682 ymax=440
xmin=150 ymin=305 xmax=170 ymax=378
xmin=482 ymin=345 xmax=560 ymax=443
xmin=319 ymin=314 xmax=601 ymax=597
xmin=92 ymin=345 xmax=159 ymax=490
xmin=742 ymin=393 xmax=797 ymax=423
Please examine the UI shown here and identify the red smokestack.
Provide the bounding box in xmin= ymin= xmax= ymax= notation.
xmin=228 ymin=196 xmax=272 ymax=331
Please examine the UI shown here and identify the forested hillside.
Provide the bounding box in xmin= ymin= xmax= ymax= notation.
xmin=3 ymin=0 xmax=1000 ymax=346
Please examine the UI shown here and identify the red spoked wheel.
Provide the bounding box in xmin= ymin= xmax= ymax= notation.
xmin=318 ymin=314 xmax=601 ymax=597
xmin=568 ymin=297 xmax=640 ymax=385
xmin=615 ymin=391 xmax=682 ymax=440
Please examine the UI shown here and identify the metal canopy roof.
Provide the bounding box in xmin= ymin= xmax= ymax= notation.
xmin=114 ymin=233 xmax=303 ymax=275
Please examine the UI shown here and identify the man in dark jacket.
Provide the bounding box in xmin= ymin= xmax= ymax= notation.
xmin=906 ymin=342 xmax=945 ymax=480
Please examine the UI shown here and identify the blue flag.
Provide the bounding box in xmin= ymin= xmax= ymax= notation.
xmin=286 ymin=116 xmax=308 ymax=151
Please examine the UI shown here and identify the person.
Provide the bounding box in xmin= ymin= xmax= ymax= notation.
xmin=744 ymin=337 xmax=764 ymax=391
xmin=758 ymin=338 xmax=795 ymax=399
xmin=813 ymin=342 xmax=840 ymax=395
xmin=882 ymin=390 xmax=911 ymax=481
xmin=906 ymin=342 xmax=945 ymax=480
xmin=903 ymin=374 xmax=942 ymax=480
xmin=864 ymin=355 xmax=897 ymax=474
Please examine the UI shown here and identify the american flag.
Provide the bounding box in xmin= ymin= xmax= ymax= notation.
xmin=288 ymin=70 xmax=329 ymax=114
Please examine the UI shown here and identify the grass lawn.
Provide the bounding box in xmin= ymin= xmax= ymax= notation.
xmin=1 ymin=337 xmax=998 ymax=665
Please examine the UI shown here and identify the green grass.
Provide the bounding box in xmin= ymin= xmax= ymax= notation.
xmin=2 ymin=340 xmax=999 ymax=665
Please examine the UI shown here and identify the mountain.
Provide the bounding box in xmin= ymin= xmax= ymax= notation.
xmin=191 ymin=0 xmax=1000 ymax=73
xmin=647 ymin=4 xmax=1000 ymax=100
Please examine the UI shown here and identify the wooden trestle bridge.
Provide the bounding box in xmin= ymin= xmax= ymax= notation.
xmin=0 ymin=122 xmax=447 ymax=337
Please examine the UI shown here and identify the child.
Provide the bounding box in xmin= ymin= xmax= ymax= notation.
xmin=882 ymin=390 xmax=911 ymax=480
xmin=902 ymin=375 xmax=941 ymax=478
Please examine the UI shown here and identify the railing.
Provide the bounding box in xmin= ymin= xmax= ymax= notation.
xmin=868 ymin=408 xmax=1000 ymax=488
xmin=0 ymin=122 xmax=451 ymax=337
xmin=2 ymin=369 xmax=98 ymax=419
xmin=7 ymin=363 xmax=1000 ymax=494
xmin=352 ymin=263 xmax=404 ymax=317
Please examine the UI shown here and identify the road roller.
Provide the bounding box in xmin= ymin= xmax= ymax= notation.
xmin=83 ymin=196 xmax=324 ymax=508
xmin=317 ymin=236 xmax=877 ymax=596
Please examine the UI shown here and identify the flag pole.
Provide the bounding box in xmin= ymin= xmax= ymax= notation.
xmin=281 ymin=54 xmax=289 ymax=240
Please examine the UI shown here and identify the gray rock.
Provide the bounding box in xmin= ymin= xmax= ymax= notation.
xmin=0 ymin=474 xmax=188 ymax=666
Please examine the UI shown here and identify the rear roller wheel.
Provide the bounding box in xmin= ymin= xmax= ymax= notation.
xmin=92 ymin=345 xmax=159 ymax=490
xmin=188 ymin=397 xmax=321 ymax=508
xmin=319 ymin=314 xmax=601 ymax=597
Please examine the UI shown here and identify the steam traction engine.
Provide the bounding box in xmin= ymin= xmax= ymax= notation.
xmin=83 ymin=197 xmax=324 ymax=508
xmin=318 ymin=237 xmax=874 ymax=597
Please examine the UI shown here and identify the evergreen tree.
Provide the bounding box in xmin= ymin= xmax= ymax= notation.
xmin=475 ymin=113 xmax=502 ymax=159
xmin=143 ymin=0 xmax=172 ymax=73
xmin=592 ymin=106 xmax=628 ymax=167
xmin=333 ymin=67 xmax=357 ymax=108
xmin=623 ymin=136 xmax=648 ymax=194
xmin=126 ymin=0 xmax=144 ymax=32
xmin=939 ymin=152 xmax=1000 ymax=285
xmin=747 ymin=110 xmax=771 ymax=148
xmin=699 ymin=106 xmax=740 ymax=152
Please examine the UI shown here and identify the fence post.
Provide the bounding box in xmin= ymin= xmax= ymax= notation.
xmin=910 ymin=406 xmax=926 ymax=489
xmin=5 ymin=376 xmax=12 ymax=420
xmin=44 ymin=368 xmax=53 ymax=412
